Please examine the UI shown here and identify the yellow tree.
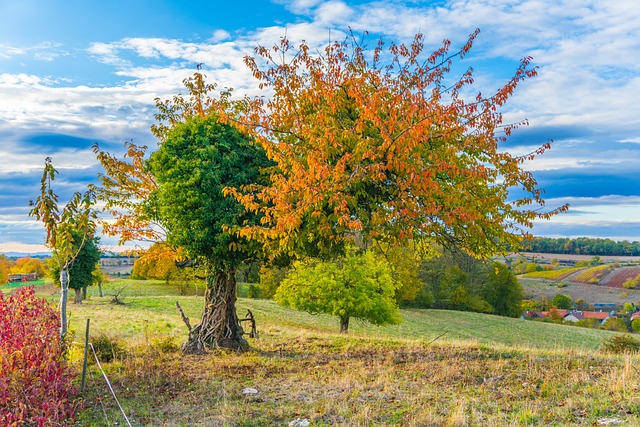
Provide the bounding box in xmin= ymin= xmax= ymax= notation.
xmin=11 ymin=257 xmax=47 ymax=278
xmin=230 ymin=30 xmax=567 ymax=261
xmin=132 ymin=243 xmax=183 ymax=284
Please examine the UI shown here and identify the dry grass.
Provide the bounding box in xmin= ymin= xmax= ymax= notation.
xmin=73 ymin=330 xmax=640 ymax=426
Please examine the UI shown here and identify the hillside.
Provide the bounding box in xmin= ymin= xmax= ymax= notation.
xmin=7 ymin=280 xmax=640 ymax=426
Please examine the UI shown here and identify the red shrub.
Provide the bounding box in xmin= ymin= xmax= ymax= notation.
xmin=0 ymin=286 xmax=78 ymax=426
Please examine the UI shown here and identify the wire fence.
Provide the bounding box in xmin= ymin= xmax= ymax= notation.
xmin=74 ymin=319 xmax=134 ymax=427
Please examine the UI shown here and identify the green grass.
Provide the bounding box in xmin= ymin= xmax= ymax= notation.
xmin=0 ymin=278 xmax=47 ymax=290
xmin=41 ymin=279 xmax=617 ymax=352
xmin=12 ymin=279 xmax=640 ymax=426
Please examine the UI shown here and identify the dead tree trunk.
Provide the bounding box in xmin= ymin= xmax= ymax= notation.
xmin=181 ymin=270 xmax=248 ymax=354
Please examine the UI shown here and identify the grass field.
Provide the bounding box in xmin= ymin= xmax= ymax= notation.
xmin=5 ymin=280 xmax=640 ymax=426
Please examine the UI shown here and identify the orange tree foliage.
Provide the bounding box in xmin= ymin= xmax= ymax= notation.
xmin=228 ymin=30 xmax=567 ymax=260
xmin=92 ymin=73 xmax=232 ymax=247
xmin=0 ymin=287 xmax=78 ymax=426
xmin=132 ymin=242 xmax=182 ymax=282
xmin=0 ymin=255 xmax=11 ymax=284
xmin=11 ymin=256 xmax=47 ymax=277
xmin=92 ymin=141 xmax=163 ymax=245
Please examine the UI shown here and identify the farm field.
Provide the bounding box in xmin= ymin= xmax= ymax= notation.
xmin=517 ymin=253 xmax=640 ymax=305
xmin=7 ymin=280 xmax=639 ymax=426
xmin=519 ymin=277 xmax=640 ymax=306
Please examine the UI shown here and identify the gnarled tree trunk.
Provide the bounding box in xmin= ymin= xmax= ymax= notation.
xmin=181 ymin=270 xmax=248 ymax=354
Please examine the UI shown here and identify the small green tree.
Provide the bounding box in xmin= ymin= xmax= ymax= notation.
xmin=29 ymin=157 xmax=97 ymax=337
xmin=92 ymin=266 xmax=110 ymax=297
xmin=482 ymin=263 xmax=523 ymax=318
xmin=631 ymin=318 xmax=640 ymax=333
xmin=275 ymin=251 xmax=401 ymax=333
xmin=49 ymin=234 xmax=100 ymax=303
xmin=552 ymin=293 xmax=572 ymax=310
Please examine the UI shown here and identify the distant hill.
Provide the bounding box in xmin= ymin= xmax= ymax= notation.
xmin=0 ymin=252 xmax=50 ymax=258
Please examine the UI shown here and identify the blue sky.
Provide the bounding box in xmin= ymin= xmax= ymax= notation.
xmin=1 ymin=0 xmax=639 ymax=253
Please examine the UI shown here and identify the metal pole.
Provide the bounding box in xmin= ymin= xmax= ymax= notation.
xmin=81 ymin=318 xmax=90 ymax=393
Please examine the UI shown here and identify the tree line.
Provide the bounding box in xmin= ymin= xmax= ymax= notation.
xmin=522 ymin=237 xmax=640 ymax=256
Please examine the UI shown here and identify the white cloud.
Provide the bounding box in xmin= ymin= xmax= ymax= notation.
xmin=2 ymin=0 xmax=640 ymax=250
xmin=0 ymin=242 xmax=49 ymax=253
xmin=210 ymin=29 xmax=231 ymax=42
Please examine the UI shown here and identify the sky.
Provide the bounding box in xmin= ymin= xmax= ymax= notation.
xmin=0 ymin=0 xmax=639 ymax=254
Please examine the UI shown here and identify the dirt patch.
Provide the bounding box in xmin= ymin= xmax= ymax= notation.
xmin=603 ymin=266 xmax=640 ymax=288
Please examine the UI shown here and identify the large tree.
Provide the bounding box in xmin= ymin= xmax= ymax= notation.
xmin=93 ymin=74 xmax=270 ymax=352
xmin=230 ymin=30 xmax=567 ymax=261
xmin=147 ymin=114 xmax=270 ymax=352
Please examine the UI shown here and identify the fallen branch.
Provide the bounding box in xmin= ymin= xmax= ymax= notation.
xmin=425 ymin=331 xmax=448 ymax=348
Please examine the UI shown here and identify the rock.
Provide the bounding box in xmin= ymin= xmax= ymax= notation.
xmin=288 ymin=418 xmax=310 ymax=427
xmin=597 ymin=418 xmax=624 ymax=425
xmin=241 ymin=387 xmax=260 ymax=396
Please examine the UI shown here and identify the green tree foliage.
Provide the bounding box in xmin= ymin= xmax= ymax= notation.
xmin=147 ymin=113 xmax=271 ymax=352
xmin=600 ymin=317 xmax=628 ymax=332
xmin=481 ymin=263 xmax=523 ymax=317
xmin=258 ymin=266 xmax=288 ymax=299
xmin=631 ymin=318 xmax=640 ymax=333
xmin=552 ymin=293 xmax=572 ymax=309
xmin=523 ymin=237 xmax=640 ymax=256
xmin=380 ymin=244 xmax=423 ymax=304
xmin=416 ymin=249 xmax=522 ymax=316
xmin=275 ymin=251 xmax=401 ymax=333
xmin=50 ymin=235 xmax=100 ymax=304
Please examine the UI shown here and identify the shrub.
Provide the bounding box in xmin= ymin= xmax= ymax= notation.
xmin=552 ymin=293 xmax=572 ymax=309
xmin=0 ymin=286 xmax=78 ymax=426
xmin=90 ymin=334 xmax=127 ymax=363
xmin=600 ymin=317 xmax=628 ymax=332
xmin=632 ymin=318 xmax=640 ymax=333
xmin=601 ymin=334 xmax=640 ymax=354
xmin=247 ymin=284 xmax=262 ymax=299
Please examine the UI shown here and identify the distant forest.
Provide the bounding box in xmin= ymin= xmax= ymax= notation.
xmin=522 ymin=237 xmax=640 ymax=256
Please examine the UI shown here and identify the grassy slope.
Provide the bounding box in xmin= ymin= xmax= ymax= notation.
xmin=6 ymin=280 xmax=640 ymax=426
xmin=43 ymin=279 xmax=617 ymax=352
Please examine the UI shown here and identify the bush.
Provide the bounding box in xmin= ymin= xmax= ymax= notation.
xmin=601 ymin=334 xmax=640 ymax=354
xmin=247 ymin=284 xmax=262 ymax=299
xmin=600 ymin=317 xmax=628 ymax=332
xmin=552 ymin=293 xmax=572 ymax=309
xmin=0 ymin=287 xmax=78 ymax=426
xmin=91 ymin=334 xmax=127 ymax=363
xmin=632 ymin=318 xmax=640 ymax=333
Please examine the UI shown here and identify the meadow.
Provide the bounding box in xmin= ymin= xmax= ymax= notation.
xmin=6 ymin=279 xmax=640 ymax=426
